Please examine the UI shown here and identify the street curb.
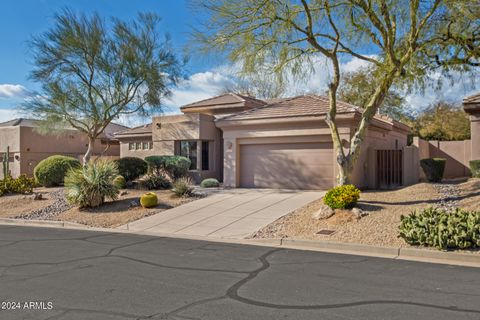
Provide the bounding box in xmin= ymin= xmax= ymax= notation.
xmin=280 ymin=238 xmax=400 ymax=258
xmin=0 ymin=219 xmax=479 ymax=267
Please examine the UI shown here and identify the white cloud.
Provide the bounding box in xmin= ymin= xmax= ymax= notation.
xmin=0 ymin=84 xmax=29 ymax=99
xmin=164 ymin=71 xmax=235 ymax=112
xmin=0 ymin=108 xmax=20 ymax=123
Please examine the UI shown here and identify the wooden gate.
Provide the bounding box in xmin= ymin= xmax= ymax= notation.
xmin=376 ymin=149 xmax=403 ymax=189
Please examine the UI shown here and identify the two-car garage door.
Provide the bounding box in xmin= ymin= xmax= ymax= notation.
xmin=239 ymin=142 xmax=334 ymax=190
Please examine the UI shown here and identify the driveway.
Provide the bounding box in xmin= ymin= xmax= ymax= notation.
xmin=122 ymin=188 xmax=324 ymax=239
xmin=0 ymin=226 xmax=479 ymax=320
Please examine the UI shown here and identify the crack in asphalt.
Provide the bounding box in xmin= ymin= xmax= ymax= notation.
xmin=224 ymin=248 xmax=480 ymax=315
xmin=2 ymin=231 xmax=480 ymax=318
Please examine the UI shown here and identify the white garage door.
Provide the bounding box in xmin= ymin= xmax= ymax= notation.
xmin=239 ymin=142 xmax=334 ymax=190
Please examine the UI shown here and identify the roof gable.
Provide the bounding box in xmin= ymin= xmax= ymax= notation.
xmin=180 ymin=93 xmax=266 ymax=110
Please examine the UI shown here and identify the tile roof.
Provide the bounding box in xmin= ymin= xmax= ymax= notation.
xmin=0 ymin=118 xmax=129 ymax=139
xmin=114 ymin=123 xmax=152 ymax=137
xmin=181 ymin=93 xmax=266 ymax=109
xmin=219 ymin=95 xmax=359 ymax=121
xmin=463 ymin=92 xmax=480 ymax=104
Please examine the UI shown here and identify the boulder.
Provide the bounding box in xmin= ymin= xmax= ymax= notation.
xmin=312 ymin=205 xmax=334 ymax=220
xmin=351 ymin=207 xmax=368 ymax=219
xmin=33 ymin=193 xmax=43 ymax=200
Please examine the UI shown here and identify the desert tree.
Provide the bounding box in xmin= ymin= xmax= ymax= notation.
xmin=24 ymin=9 xmax=183 ymax=164
xmin=338 ymin=66 xmax=407 ymax=121
xmin=193 ymin=0 xmax=479 ymax=185
xmin=218 ymin=69 xmax=286 ymax=99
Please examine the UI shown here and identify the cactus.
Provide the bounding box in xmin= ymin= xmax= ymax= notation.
xmin=2 ymin=146 xmax=10 ymax=179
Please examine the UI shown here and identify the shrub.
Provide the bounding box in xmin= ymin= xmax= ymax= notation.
xmin=140 ymin=192 xmax=158 ymax=208
xmin=113 ymin=175 xmax=126 ymax=189
xmin=0 ymin=175 xmax=35 ymax=195
xmin=65 ymin=160 xmax=120 ymax=208
xmin=323 ymin=184 xmax=360 ymax=209
xmin=173 ymin=177 xmax=194 ymax=197
xmin=115 ymin=157 xmax=148 ymax=182
xmin=34 ymin=155 xmax=81 ymax=187
xmin=399 ymin=207 xmax=480 ymax=250
xmin=420 ymin=158 xmax=446 ymax=182
xmin=144 ymin=156 xmax=168 ymax=175
xmin=165 ymin=156 xmax=191 ymax=179
xmin=200 ymin=178 xmax=220 ymax=188
xmin=470 ymin=160 xmax=480 ymax=178
xmin=142 ymin=174 xmax=171 ymax=190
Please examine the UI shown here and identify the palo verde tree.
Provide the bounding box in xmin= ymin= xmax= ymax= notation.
xmin=194 ymin=0 xmax=479 ymax=185
xmin=24 ymin=9 xmax=183 ymax=165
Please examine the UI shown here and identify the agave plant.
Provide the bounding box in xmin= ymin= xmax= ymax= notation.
xmin=65 ymin=160 xmax=120 ymax=208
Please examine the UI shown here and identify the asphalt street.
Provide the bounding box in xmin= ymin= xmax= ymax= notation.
xmin=0 ymin=225 xmax=479 ymax=320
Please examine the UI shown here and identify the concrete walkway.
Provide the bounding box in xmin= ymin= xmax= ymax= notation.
xmin=122 ymin=188 xmax=324 ymax=239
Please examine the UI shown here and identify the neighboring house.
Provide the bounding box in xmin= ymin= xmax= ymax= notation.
xmin=0 ymin=118 xmax=127 ymax=179
xmin=115 ymin=93 xmax=411 ymax=189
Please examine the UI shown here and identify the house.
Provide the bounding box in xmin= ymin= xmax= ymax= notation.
xmin=115 ymin=93 xmax=411 ymax=189
xmin=0 ymin=118 xmax=127 ymax=179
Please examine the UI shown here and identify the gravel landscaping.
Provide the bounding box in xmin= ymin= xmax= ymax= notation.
xmin=0 ymin=187 xmax=198 ymax=228
xmin=251 ymin=179 xmax=480 ymax=249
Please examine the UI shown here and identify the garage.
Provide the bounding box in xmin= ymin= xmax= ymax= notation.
xmin=239 ymin=142 xmax=334 ymax=190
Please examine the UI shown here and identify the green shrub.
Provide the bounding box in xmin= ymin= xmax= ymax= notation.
xmin=65 ymin=160 xmax=120 ymax=208
xmin=142 ymin=174 xmax=171 ymax=190
xmin=420 ymin=158 xmax=446 ymax=182
xmin=34 ymin=155 xmax=81 ymax=187
xmin=165 ymin=156 xmax=191 ymax=179
xmin=0 ymin=175 xmax=35 ymax=195
xmin=144 ymin=156 xmax=168 ymax=175
xmin=323 ymin=184 xmax=360 ymax=209
xmin=115 ymin=157 xmax=148 ymax=182
xmin=113 ymin=175 xmax=126 ymax=188
xmin=399 ymin=207 xmax=480 ymax=250
xmin=200 ymin=178 xmax=220 ymax=188
xmin=470 ymin=160 xmax=480 ymax=178
xmin=140 ymin=192 xmax=158 ymax=208
xmin=173 ymin=177 xmax=194 ymax=197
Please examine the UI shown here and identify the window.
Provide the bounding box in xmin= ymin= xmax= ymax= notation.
xmin=143 ymin=142 xmax=149 ymax=150
xmin=135 ymin=142 xmax=142 ymax=150
xmin=128 ymin=143 xmax=135 ymax=150
xmin=149 ymin=142 xmax=153 ymax=150
xmin=179 ymin=141 xmax=197 ymax=170
xmin=202 ymin=141 xmax=209 ymax=171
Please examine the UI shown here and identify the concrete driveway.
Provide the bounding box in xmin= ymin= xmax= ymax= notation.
xmin=122 ymin=188 xmax=324 ymax=239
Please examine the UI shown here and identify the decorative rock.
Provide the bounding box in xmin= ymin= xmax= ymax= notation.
xmin=33 ymin=193 xmax=43 ymax=200
xmin=351 ymin=207 xmax=367 ymax=219
xmin=312 ymin=205 xmax=334 ymax=220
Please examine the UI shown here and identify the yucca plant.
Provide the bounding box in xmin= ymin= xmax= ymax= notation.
xmin=172 ymin=177 xmax=194 ymax=197
xmin=65 ymin=160 xmax=120 ymax=208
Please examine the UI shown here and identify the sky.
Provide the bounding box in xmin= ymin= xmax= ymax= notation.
xmin=0 ymin=0 xmax=478 ymax=126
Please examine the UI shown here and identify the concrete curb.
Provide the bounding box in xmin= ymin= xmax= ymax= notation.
xmin=0 ymin=219 xmax=479 ymax=267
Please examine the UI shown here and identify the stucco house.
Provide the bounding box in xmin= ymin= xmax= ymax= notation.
xmin=0 ymin=118 xmax=127 ymax=179
xmin=115 ymin=93 xmax=411 ymax=189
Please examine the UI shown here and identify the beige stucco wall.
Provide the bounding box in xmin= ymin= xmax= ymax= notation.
xmin=220 ymin=115 xmax=411 ymax=190
xmin=220 ymin=118 xmax=350 ymax=188
xmin=413 ymin=138 xmax=472 ymax=179
xmin=470 ymin=113 xmax=480 ymax=161
xmin=0 ymin=126 xmax=119 ymax=178
xmin=352 ymin=124 xmax=409 ymax=188
xmin=118 ymin=113 xmax=224 ymax=182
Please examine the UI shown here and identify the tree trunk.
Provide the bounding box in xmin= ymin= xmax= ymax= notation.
xmin=83 ymin=136 xmax=95 ymax=166
xmin=331 ymin=72 xmax=396 ymax=186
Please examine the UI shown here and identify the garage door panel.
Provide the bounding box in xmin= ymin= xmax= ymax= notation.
xmin=239 ymin=142 xmax=334 ymax=190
